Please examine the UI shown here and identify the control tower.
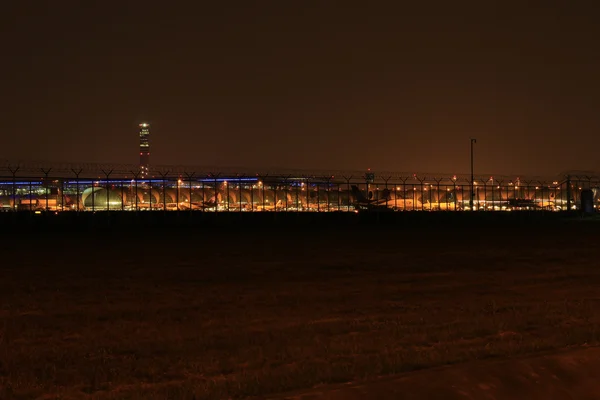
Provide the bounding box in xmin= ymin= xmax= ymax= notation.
xmin=139 ymin=123 xmax=150 ymax=177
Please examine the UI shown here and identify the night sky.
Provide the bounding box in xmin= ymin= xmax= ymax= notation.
xmin=2 ymin=2 xmax=599 ymax=176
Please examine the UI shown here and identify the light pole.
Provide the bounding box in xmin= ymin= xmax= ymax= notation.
xmin=470 ymin=138 xmax=476 ymax=210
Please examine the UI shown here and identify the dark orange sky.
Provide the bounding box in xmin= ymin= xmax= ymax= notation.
xmin=2 ymin=2 xmax=599 ymax=176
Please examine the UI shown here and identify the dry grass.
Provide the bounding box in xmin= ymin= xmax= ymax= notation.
xmin=2 ymin=221 xmax=600 ymax=399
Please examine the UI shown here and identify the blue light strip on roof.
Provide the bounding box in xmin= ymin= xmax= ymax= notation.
xmin=0 ymin=177 xmax=330 ymax=186
xmin=58 ymin=178 xmax=260 ymax=185
xmin=0 ymin=182 xmax=42 ymax=185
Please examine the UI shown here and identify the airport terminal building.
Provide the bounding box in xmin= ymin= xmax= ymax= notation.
xmin=0 ymin=160 xmax=598 ymax=213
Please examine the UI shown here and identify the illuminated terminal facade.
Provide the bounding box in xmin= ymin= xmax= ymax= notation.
xmin=139 ymin=123 xmax=150 ymax=177
xmin=0 ymin=169 xmax=597 ymax=213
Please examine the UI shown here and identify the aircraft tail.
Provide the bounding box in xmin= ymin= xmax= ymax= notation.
xmin=381 ymin=188 xmax=391 ymax=201
xmin=351 ymin=185 xmax=368 ymax=203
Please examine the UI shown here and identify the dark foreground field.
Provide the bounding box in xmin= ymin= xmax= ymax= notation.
xmin=2 ymin=217 xmax=600 ymax=399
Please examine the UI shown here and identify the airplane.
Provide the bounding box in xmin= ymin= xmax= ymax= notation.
xmin=351 ymin=185 xmax=390 ymax=204
xmin=350 ymin=185 xmax=425 ymax=211
xmin=349 ymin=185 xmax=467 ymax=211
xmin=508 ymin=198 xmax=537 ymax=208
xmin=183 ymin=199 xmax=218 ymax=210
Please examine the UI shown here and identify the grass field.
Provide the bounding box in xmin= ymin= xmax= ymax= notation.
xmin=2 ymin=219 xmax=600 ymax=399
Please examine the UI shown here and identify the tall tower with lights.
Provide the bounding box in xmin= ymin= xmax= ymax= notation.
xmin=139 ymin=123 xmax=150 ymax=177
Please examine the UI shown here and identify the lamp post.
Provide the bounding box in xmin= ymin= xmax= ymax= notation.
xmin=177 ymin=179 xmax=182 ymax=211
xmin=470 ymin=138 xmax=477 ymax=210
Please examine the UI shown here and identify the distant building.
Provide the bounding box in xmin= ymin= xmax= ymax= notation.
xmin=139 ymin=123 xmax=150 ymax=177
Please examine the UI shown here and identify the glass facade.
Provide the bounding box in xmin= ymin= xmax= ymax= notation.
xmin=0 ymin=175 xmax=594 ymax=212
